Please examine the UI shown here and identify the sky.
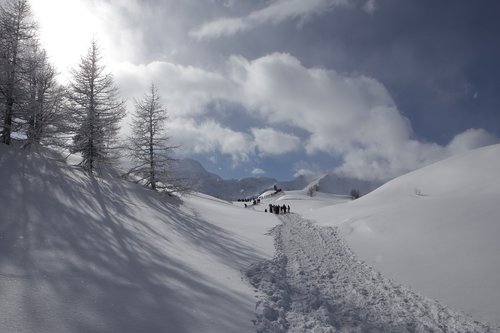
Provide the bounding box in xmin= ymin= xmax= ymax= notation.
xmin=30 ymin=0 xmax=500 ymax=181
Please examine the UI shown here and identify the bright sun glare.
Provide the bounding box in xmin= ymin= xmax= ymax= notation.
xmin=30 ymin=0 xmax=108 ymax=82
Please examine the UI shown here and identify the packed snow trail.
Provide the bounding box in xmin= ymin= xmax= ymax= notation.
xmin=246 ymin=213 xmax=497 ymax=333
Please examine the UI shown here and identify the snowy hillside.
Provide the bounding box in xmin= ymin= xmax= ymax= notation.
xmin=0 ymin=145 xmax=279 ymax=333
xmin=1 ymin=143 xmax=499 ymax=332
xmin=306 ymin=143 xmax=500 ymax=326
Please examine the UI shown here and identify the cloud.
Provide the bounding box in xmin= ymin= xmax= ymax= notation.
xmin=228 ymin=53 xmax=499 ymax=180
xmin=113 ymin=61 xmax=234 ymax=117
xmin=363 ymin=0 xmax=376 ymax=14
xmin=113 ymin=53 xmax=499 ymax=180
xmin=251 ymin=168 xmax=266 ymax=176
xmin=446 ymin=128 xmax=499 ymax=155
xmin=190 ymin=0 xmax=350 ymax=39
xmin=167 ymin=119 xmax=254 ymax=165
xmin=251 ymin=127 xmax=301 ymax=156
xmin=292 ymin=161 xmax=325 ymax=179
xmin=231 ymin=53 xmax=401 ymax=154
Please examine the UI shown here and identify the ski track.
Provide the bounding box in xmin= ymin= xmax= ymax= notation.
xmin=246 ymin=213 xmax=498 ymax=333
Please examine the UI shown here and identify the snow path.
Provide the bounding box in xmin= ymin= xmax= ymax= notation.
xmin=246 ymin=213 xmax=497 ymax=333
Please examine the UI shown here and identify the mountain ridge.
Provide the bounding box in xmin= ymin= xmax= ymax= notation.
xmin=170 ymin=158 xmax=381 ymax=200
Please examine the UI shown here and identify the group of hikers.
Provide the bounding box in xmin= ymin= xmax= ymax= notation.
xmin=243 ymin=198 xmax=261 ymax=208
xmin=239 ymin=185 xmax=291 ymax=214
xmin=241 ymin=199 xmax=291 ymax=214
xmin=267 ymin=204 xmax=290 ymax=214
xmin=237 ymin=198 xmax=259 ymax=203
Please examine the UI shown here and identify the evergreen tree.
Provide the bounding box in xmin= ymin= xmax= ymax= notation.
xmin=67 ymin=40 xmax=125 ymax=172
xmin=127 ymin=84 xmax=178 ymax=191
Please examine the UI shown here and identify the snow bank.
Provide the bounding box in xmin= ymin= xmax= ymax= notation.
xmin=0 ymin=145 xmax=278 ymax=333
xmin=306 ymin=143 xmax=500 ymax=326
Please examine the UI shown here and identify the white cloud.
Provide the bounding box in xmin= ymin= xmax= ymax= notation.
xmin=292 ymin=161 xmax=325 ymax=179
xmin=231 ymin=53 xmax=401 ymax=154
xmin=113 ymin=61 xmax=235 ymax=117
xmin=251 ymin=168 xmax=266 ymax=176
xmin=446 ymin=128 xmax=499 ymax=155
xmin=228 ymin=53 xmax=499 ymax=180
xmin=251 ymin=127 xmax=301 ymax=156
xmin=190 ymin=0 xmax=350 ymax=39
xmin=168 ymin=119 xmax=253 ymax=165
xmin=112 ymin=53 xmax=499 ymax=180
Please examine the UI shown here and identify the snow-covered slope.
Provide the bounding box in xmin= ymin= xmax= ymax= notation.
xmin=305 ymin=143 xmax=500 ymax=326
xmin=0 ymin=145 xmax=278 ymax=333
xmin=3 ymin=143 xmax=499 ymax=331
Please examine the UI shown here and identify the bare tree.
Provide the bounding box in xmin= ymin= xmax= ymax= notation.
xmin=0 ymin=0 xmax=37 ymax=144
xmin=67 ymin=40 xmax=125 ymax=172
xmin=126 ymin=84 xmax=186 ymax=193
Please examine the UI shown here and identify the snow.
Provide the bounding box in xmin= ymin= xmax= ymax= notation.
xmin=1 ymin=142 xmax=500 ymax=332
xmin=247 ymin=214 xmax=494 ymax=332
xmin=305 ymin=143 xmax=500 ymax=326
xmin=0 ymin=145 xmax=278 ymax=333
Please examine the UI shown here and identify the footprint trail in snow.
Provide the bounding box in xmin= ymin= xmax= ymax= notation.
xmin=246 ymin=213 xmax=498 ymax=333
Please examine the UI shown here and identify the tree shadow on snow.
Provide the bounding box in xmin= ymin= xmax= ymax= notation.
xmin=0 ymin=148 xmax=261 ymax=333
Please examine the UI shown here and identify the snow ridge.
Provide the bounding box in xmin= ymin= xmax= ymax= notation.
xmin=247 ymin=214 xmax=497 ymax=333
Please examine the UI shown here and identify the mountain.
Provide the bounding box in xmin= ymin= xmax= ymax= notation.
xmin=170 ymin=158 xmax=380 ymax=200
xmin=170 ymin=158 xmax=309 ymax=200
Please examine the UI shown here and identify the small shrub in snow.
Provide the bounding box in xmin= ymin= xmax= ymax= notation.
xmin=307 ymin=184 xmax=319 ymax=197
xmin=350 ymin=189 xmax=360 ymax=200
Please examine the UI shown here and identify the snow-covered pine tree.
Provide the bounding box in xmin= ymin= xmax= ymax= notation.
xmin=127 ymin=84 xmax=180 ymax=192
xmin=67 ymin=40 xmax=125 ymax=172
xmin=0 ymin=0 xmax=37 ymax=145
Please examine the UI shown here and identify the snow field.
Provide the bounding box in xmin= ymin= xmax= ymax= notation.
xmin=247 ymin=214 xmax=496 ymax=333
xmin=2 ymin=142 xmax=500 ymax=332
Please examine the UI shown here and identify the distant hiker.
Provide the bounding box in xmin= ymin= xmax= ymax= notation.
xmin=269 ymin=203 xmax=272 ymax=212
xmin=265 ymin=209 xmax=267 ymax=213
xmin=287 ymin=205 xmax=290 ymax=213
